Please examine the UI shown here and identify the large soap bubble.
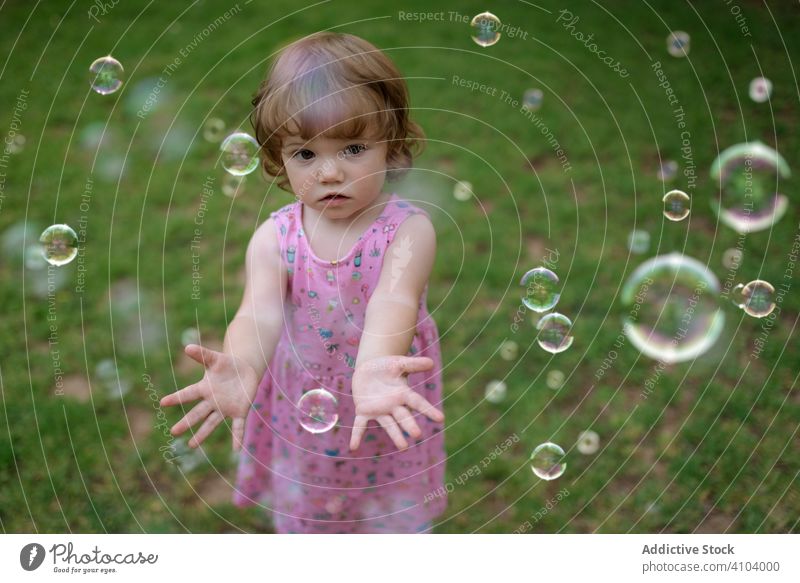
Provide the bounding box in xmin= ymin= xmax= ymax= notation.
xmin=710 ymin=142 xmax=790 ymax=233
xmin=621 ymin=253 xmax=725 ymax=363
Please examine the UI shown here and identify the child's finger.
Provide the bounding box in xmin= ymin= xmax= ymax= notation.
xmin=405 ymin=391 xmax=444 ymax=423
xmin=232 ymin=417 xmax=245 ymax=452
xmin=160 ymin=381 xmax=202 ymax=407
xmin=187 ymin=410 xmax=223 ymax=448
xmin=170 ymin=400 xmax=213 ymax=436
xmin=377 ymin=414 xmax=408 ymax=450
xmin=396 ymin=356 xmax=434 ymax=375
xmin=392 ymin=406 xmax=422 ymax=439
xmin=349 ymin=415 xmax=369 ymax=451
xmin=185 ymin=343 xmax=220 ymax=368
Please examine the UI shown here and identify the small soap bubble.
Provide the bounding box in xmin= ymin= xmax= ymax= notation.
xmin=667 ymin=31 xmax=690 ymax=57
xmin=470 ymin=11 xmax=501 ymax=47
xmin=95 ymin=359 xmax=131 ymax=399
xmin=522 ymin=88 xmax=543 ymax=111
xmin=499 ymin=340 xmax=518 ymax=361
xmin=453 ymin=180 xmax=473 ymax=201
xmin=710 ymin=142 xmax=790 ymax=233
xmin=168 ymin=438 xmax=207 ymax=471
xmin=24 ymin=245 xmax=47 ymax=270
xmin=222 ymin=174 xmax=245 ymax=197
xmin=7 ymin=134 xmax=26 ymax=154
xmin=657 ymin=160 xmax=678 ymax=181
xmin=181 ymin=327 xmax=200 ymax=346
xmin=521 ymin=267 xmax=560 ymax=313
xmin=576 ymin=430 xmax=600 ymax=455
xmin=663 ymin=189 xmax=690 ymax=221
xmin=536 ymin=313 xmax=574 ymax=354
xmin=39 ymin=224 xmax=78 ymax=266
xmin=203 ymin=118 xmax=226 ymax=143
xmin=749 ymin=77 xmax=772 ymax=103
xmin=627 ymin=230 xmax=650 ymax=254
xmin=298 ymin=388 xmax=338 ymax=433
xmin=546 ymin=369 xmax=564 ymax=390
xmin=484 ymin=380 xmax=507 ymax=404
xmin=89 ymin=56 xmax=124 ymax=95
xmin=732 ymin=280 xmax=776 ymax=318
xmin=530 ymin=442 xmax=566 ymax=480
xmin=220 ymin=132 xmax=260 ymax=176
xmin=722 ymin=248 xmax=743 ymax=270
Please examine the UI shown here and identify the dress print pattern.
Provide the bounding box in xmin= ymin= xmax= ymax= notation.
xmin=232 ymin=193 xmax=446 ymax=533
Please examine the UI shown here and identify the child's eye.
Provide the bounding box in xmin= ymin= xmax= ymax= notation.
xmin=343 ymin=144 xmax=367 ymax=157
xmin=293 ymin=149 xmax=315 ymax=161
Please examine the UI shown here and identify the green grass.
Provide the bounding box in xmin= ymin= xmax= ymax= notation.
xmin=1 ymin=0 xmax=798 ymax=533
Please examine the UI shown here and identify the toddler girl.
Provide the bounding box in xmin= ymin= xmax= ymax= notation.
xmin=160 ymin=32 xmax=447 ymax=533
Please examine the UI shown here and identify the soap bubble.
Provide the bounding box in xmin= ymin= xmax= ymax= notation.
xmin=220 ymin=132 xmax=260 ymax=176
xmin=181 ymin=327 xmax=200 ymax=346
xmin=499 ymin=340 xmax=518 ymax=361
xmin=297 ymin=388 xmax=338 ymax=433
xmin=536 ymin=313 xmax=574 ymax=354
xmin=521 ymin=267 xmax=560 ymax=313
xmin=663 ymin=189 xmax=690 ymax=221
xmin=732 ymin=280 xmax=776 ymax=318
xmin=95 ymin=359 xmax=131 ymax=399
xmin=667 ymin=31 xmax=690 ymax=57
xmin=470 ymin=11 xmax=501 ymax=47
xmin=657 ymin=160 xmax=678 ymax=181
xmin=546 ymin=369 xmax=564 ymax=390
xmin=530 ymin=442 xmax=566 ymax=480
xmin=25 ymin=245 xmax=47 ymax=270
xmin=7 ymin=134 xmax=26 ymax=154
xmin=89 ymin=56 xmax=124 ymax=95
xmin=522 ymin=88 xmax=543 ymax=111
xmin=621 ymin=253 xmax=725 ymax=363
xmin=576 ymin=430 xmax=600 ymax=455
xmin=203 ymin=118 xmax=226 ymax=142
xmin=168 ymin=438 xmax=207 ymax=471
xmin=722 ymin=248 xmax=743 ymax=270
xmin=453 ymin=180 xmax=473 ymax=201
xmin=39 ymin=224 xmax=78 ymax=266
xmin=628 ymin=230 xmax=650 ymax=254
xmin=749 ymin=77 xmax=772 ymax=103
xmin=123 ymin=77 xmax=174 ymax=116
xmin=484 ymin=380 xmax=507 ymax=404
xmin=222 ymin=174 xmax=245 ymax=198
xmin=710 ymin=142 xmax=790 ymax=233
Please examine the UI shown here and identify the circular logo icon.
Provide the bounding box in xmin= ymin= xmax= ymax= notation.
xmin=20 ymin=543 xmax=46 ymax=571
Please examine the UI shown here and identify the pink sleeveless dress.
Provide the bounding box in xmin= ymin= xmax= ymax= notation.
xmin=232 ymin=193 xmax=447 ymax=533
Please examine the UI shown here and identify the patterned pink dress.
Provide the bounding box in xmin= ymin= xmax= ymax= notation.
xmin=232 ymin=193 xmax=447 ymax=533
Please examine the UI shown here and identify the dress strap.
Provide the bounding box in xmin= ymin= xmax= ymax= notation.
xmin=380 ymin=195 xmax=431 ymax=248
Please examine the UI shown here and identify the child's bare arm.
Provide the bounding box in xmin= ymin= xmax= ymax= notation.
xmin=350 ymin=214 xmax=444 ymax=451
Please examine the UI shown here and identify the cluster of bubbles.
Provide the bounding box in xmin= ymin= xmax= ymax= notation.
xmin=667 ymin=31 xmax=690 ymax=57
xmin=529 ymin=442 xmax=566 ymax=480
xmin=220 ymin=132 xmax=260 ymax=176
xmin=732 ymin=280 xmax=776 ymax=318
xmin=453 ymin=180 xmax=473 ymax=201
xmin=663 ymin=189 xmax=691 ymax=221
xmin=470 ymin=11 xmax=501 ymax=47
xmin=297 ymin=388 xmax=339 ymax=433
xmin=749 ymin=77 xmax=773 ymax=103
xmin=89 ymin=56 xmax=124 ymax=95
xmin=710 ymin=141 xmax=790 ymax=234
xmin=627 ymin=230 xmax=650 ymax=255
xmin=621 ymin=253 xmax=725 ymax=363
xmin=520 ymin=267 xmax=574 ymax=354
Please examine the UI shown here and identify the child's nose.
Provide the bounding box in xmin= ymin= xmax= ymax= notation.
xmin=317 ymin=158 xmax=344 ymax=183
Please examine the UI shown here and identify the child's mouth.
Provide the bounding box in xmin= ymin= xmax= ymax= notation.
xmin=321 ymin=193 xmax=348 ymax=203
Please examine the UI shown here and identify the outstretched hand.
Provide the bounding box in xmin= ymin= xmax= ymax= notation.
xmin=159 ymin=344 xmax=260 ymax=452
xmin=349 ymin=355 xmax=444 ymax=451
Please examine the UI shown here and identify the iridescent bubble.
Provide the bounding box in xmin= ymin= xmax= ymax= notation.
xmin=732 ymin=280 xmax=776 ymax=318
xmin=470 ymin=11 xmax=501 ymax=47
xmin=628 ymin=230 xmax=650 ymax=254
xmin=657 ymin=159 xmax=678 ymax=181
xmin=667 ymin=31 xmax=690 ymax=57
xmin=95 ymin=359 xmax=131 ymax=399
xmin=546 ymin=369 xmax=564 ymax=390
xmin=521 ymin=267 xmax=560 ymax=313
xmin=7 ymin=134 xmax=26 ymax=154
xmin=123 ymin=77 xmax=174 ymax=116
xmin=499 ymin=340 xmax=518 ymax=361
xmin=89 ymin=56 xmax=124 ymax=95
xmin=522 ymin=88 xmax=543 ymax=111
xmin=453 ymin=180 xmax=473 ymax=201
xmin=749 ymin=77 xmax=772 ymax=103
xmin=621 ymin=253 xmax=725 ymax=363
xmin=222 ymin=174 xmax=245 ymax=198
xmin=663 ymin=189 xmax=690 ymax=221
xmin=484 ymin=380 xmax=507 ymax=404
xmin=220 ymin=132 xmax=260 ymax=176
xmin=710 ymin=142 xmax=790 ymax=233
xmin=530 ymin=442 xmax=566 ymax=480
xmin=297 ymin=388 xmax=338 ymax=433
xmin=203 ymin=118 xmax=226 ymax=143
xmin=39 ymin=224 xmax=78 ymax=266
xmin=722 ymin=248 xmax=742 ymax=270
xmin=536 ymin=313 xmax=573 ymax=354
xmin=576 ymin=430 xmax=600 ymax=455
xmin=181 ymin=327 xmax=200 ymax=346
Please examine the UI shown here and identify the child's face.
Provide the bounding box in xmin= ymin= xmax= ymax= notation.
xmin=281 ymin=134 xmax=388 ymax=219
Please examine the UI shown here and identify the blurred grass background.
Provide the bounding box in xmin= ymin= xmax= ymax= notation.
xmin=0 ymin=0 xmax=798 ymax=533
